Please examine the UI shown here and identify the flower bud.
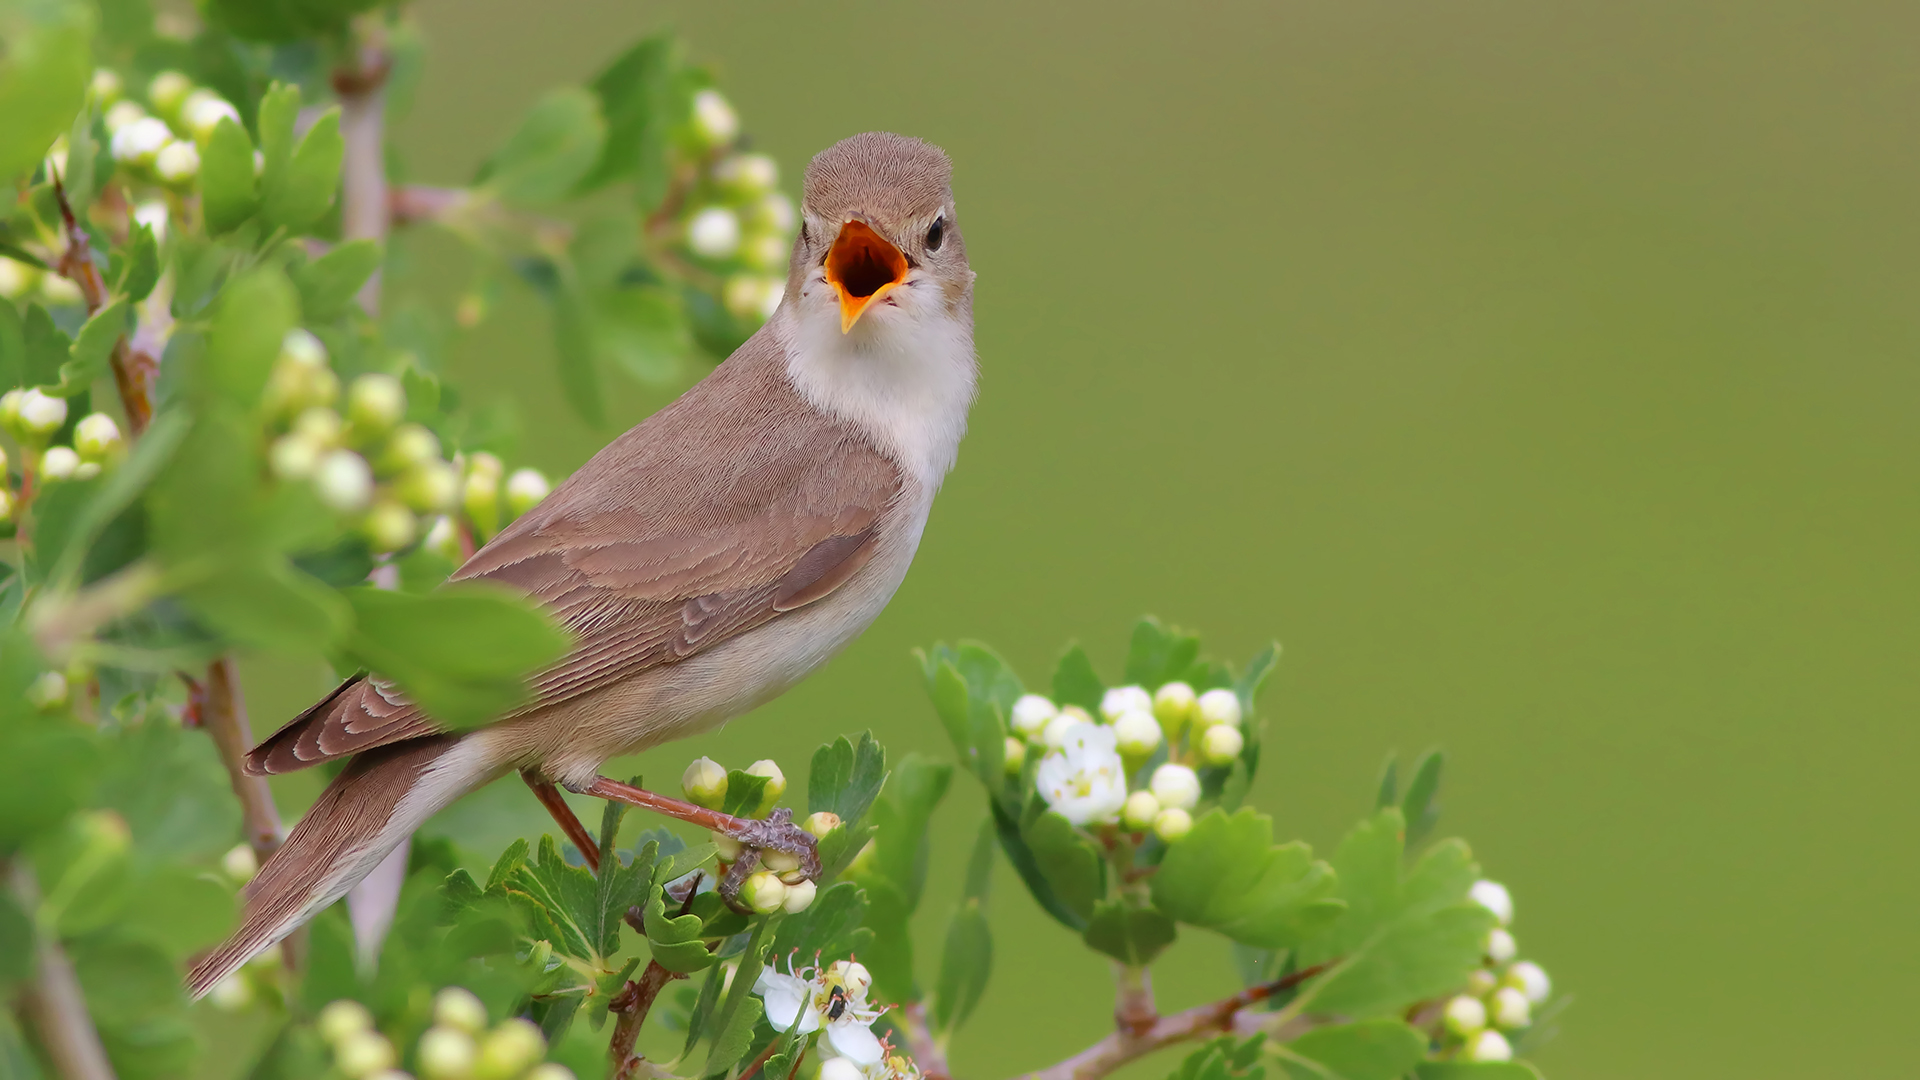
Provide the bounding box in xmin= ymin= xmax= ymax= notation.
xmin=104 ymin=100 xmax=146 ymax=134
xmin=505 ymin=468 xmax=550 ymax=517
xmin=1149 ymin=763 xmax=1200 ymax=811
xmin=1489 ymin=986 xmax=1530 ymax=1029
xmin=1505 ymin=960 xmax=1551 ymax=1005
xmin=221 ymin=842 xmax=258 ymax=883
xmin=316 ymin=999 xmax=374 ymax=1045
xmin=1195 ymin=688 xmax=1242 ymax=729
xmin=27 ymin=671 xmax=69 ymax=711
xmin=433 ymin=985 xmax=488 ymax=1033
xmin=207 ymin=972 xmax=254 ymax=1011
xmin=682 ymin=757 xmax=729 ymax=808
xmin=0 ymin=490 xmax=13 ymax=526
xmin=111 ymin=116 xmax=172 ymax=166
xmin=474 ymin=1018 xmax=545 ymax=1080
xmin=689 ymin=89 xmax=740 ymax=147
xmin=0 ymin=257 xmax=38 ymax=299
xmin=269 ymin=433 xmax=324 ymax=481
xmin=131 ymin=200 xmax=169 ymax=242
xmin=712 ymin=831 xmax=744 ymax=862
xmin=398 ymin=460 xmax=460 ymax=514
xmin=1469 ymin=880 xmax=1513 ymax=926
xmin=1002 ymin=736 xmax=1026 ymax=775
xmin=1466 ymin=968 xmax=1498 ymax=998
xmin=781 ymin=878 xmax=817 ymax=914
xmin=1010 ymin=694 xmax=1057 ymax=738
xmin=1463 ymin=1030 xmax=1512 ymax=1063
xmin=346 ymin=373 xmax=407 ymax=436
xmin=1099 ymin=685 xmax=1152 ymax=721
xmin=73 ymin=413 xmax=122 ymax=462
xmin=17 ymin=388 xmax=68 ymax=440
xmin=424 ymin=516 xmax=461 ymax=561
xmin=147 ymin=71 xmax=193 ymax=118
xmin=154 ymin=139 xmax=199 ymax=184
xmin=464 ymin=462 xmax=502 ymax=538
xmin=713 ymin=152 xmax=778 ymax=197
xmin=1152 ymin=807 xmax=1193 ymax=843
xmin=295 ymin=406 xmax=345 ymax=446
xmin=688 ymin=206 xmax=743 ymax=259
xmin=314 ymin=450 xmax=374 ymax=513
xmin=526 ymin=1067 xmax=577 ymax=1080
xmin=802 ymin=812 xmax=840 ymax=839
xmin=90 ymin=68 xmax=123 ymax=104
xmin=418 ymin=1025 xmax=478 ymax=1079
xmin=745 ymin=759 xmax=786 ymax=813
xmin=1041 ymin=711 xmax=1088 ymax=749
xmin=40 ymin=446 xmax=80 ymax=481
xmin=1485 ymin=927 xmax=1517 ymax=965
xmin=1152 ymin=681 xmax=1197 ymax=734
xmin=1122 ymin=790 xmax=1160 ymax=831
xmin=741 ymin=232 xmax=790 ymax=272
xmin=1443 ymin=994 xmax=1487 ymax=1037
xmin=821 ymin=1058 xmax=863 ymax=1080
xmin=1112 ymin=708 xmax=1163 ymax=759
xmin=741 ymin=871 xmax=787 ymax=914
xmin=378 ymin=422 xmax=438 ymax=470
xmin=361 ymin=499 xmax=417 ymax=553
xmin=827 ymin=960 xmax=872 ymax=999
xmin=182 ymin=91 xmax=240 ymax=143
xmin=1200 ymin=724 xmax=1244 ymax=766
xmin=749 ymin=192 xmax=798 ymax=235
xmin=761 ymin=849 xmax=801 ymax=875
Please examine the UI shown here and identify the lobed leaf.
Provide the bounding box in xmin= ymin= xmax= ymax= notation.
xmin=1083 ymin=899 xmax=1177 ymax=966
xmin=1281 ymin=1020 xmax=1427 ymax=1080
xmin=1151 ymin=808 xmax=1343 ymax=949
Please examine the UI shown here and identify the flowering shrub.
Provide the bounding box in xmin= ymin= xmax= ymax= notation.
xmin=0 ymin=2 xmax=1560 ymax=1079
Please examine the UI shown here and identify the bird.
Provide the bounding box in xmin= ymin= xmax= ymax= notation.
xmin=186 ymin=131 xmax=976 ymax=997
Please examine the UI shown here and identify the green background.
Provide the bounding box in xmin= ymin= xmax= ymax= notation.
xmin=244 ymin=3 xmax=1918 ymax=1078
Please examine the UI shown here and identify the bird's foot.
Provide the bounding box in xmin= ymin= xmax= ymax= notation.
xmin=574 ymin=776 xmax=820 ymax=910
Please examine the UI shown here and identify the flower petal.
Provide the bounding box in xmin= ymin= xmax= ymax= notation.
xmin=827 ymin=1018 xmax=885 ymax=1064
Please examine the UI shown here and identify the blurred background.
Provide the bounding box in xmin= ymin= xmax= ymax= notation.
xmin=241 ymin=3 xmax=1918 ymax=1078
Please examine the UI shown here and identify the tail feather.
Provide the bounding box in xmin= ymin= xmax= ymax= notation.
xmin=187 ymin=735 xmax=492 ymax=998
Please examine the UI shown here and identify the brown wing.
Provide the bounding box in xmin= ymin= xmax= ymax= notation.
xmin=247 ymin=335 xmax=902 ymax=775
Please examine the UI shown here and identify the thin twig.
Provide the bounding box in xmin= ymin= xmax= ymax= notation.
xmin=735 ymin=1040 xmax=783 ymax=1080
xmin=331 ymin=30 xmax=391 ymax=315
xmin=50 ymin=171 xmax=154 ymax=435
xmin=199 ymin=658 xmax=283 ymax=862
xmin=608 ymin=960 xmax=683 ymax=1080
xmin=898 ymin=1001 xmax=951 ymax=1080
xmin=10 ymin=862 xmax=117 ymax=1080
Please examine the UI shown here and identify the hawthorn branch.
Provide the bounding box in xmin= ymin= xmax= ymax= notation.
xmin=196 ymin=658 xmax=284 ymax=863
xmin=9 ymin=862 xmax=117 ymax=1080
xmin=897 ymin=1001 xmax=951 ymax=1080
xmin=50 ymin=172 xmax=155 ymax=434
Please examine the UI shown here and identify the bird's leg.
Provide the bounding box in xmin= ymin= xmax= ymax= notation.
xmin=574 ymin=776 xmax=820 ymax=907
xmin=522 ymin=769 xmax=602 ymax=873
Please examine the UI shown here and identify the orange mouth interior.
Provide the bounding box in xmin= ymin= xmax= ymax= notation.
xmin=824 ymin=220 xmax=908 ymax=332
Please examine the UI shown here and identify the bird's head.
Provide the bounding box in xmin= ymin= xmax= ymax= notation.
xmin=787 ymin=132 xmax=971 ymax=339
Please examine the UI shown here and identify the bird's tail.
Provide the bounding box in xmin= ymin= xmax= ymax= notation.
xmin=186 ymin=733 xmax=499 ymax=998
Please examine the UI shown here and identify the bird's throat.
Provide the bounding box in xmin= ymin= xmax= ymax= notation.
xmin=824 ymin=220 xmax=908 ymax=332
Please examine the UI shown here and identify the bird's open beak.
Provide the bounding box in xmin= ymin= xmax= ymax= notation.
xmin=824 ymin=220 xmax=909 ymax=333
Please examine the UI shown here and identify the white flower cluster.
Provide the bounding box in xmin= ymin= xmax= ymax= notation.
xmin=676 ymin=88 xmax=798 ymax=324
xmin=258 ymin=330 xmax=552 ymax=556
xmin=1437 ymin=879 xmax=1554 ymax=1063
xmin=755 ymin=956 xmax=922 ymax=1080
xmin=680 ymin=755 xmax=833 ymax=915
xmin=308 ymin=990 xmax=574 ymax=1080
xmin=0 ymin=389 xmax=125 ymax=523
xmin=1008 ymin=679 xmax=1249 ymax=839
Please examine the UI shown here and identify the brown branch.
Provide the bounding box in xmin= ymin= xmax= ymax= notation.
xmin=608 ymin=960 xmax=683 ymax=1080
xmin=331 ymin=30 xmax=391 ymax=315
xmin=898 ymin=1001 xmax=951 ymax=1080
xmin=10 ymin=862 xmax=117 ymax=1080
xmin=50 ymin=172 xmax=154 ymax=434
xmin=1015 ymin=963 xmax=1336 ymax=1080
xmin=198 ymin=658 xmax=283 ymax=862
xmin=735 ymin=1040 xmax=783 ymax=1080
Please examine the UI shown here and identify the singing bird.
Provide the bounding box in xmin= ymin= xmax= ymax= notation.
xmin=187 ymin=132 xmax=976 ymax=996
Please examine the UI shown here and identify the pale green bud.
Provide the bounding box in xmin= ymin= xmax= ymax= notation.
xmin=748 ymin=192 xmax=797 ymax=235
xmin=1195 ymin=688 xmax=1242 ymax=729
xmin=1010 ymin=693 xmax=1057 ymax=738
xmin=780 ymin=877 xmax=817 ymax=914
xmin=71 ymin=461 xmax=99 ymax=481
xmin=1041 ymin=710 xmax=1088 ymax=749
xmin=1113 ymin=708 xmax=1163 ymax=758
xmin=27 ymin=671 xmax=69 ymax=711
xmin=526 ymin=1067 xmax=577 ymax=1080
xmin=1152 ymin=807 xmax=1193 ymax=843
xmin=1470 ymin=880 xmax=1513 ymax=926
xmin=802 ymin=811 xmax=841 ymax=839
xmin=90 ymin=68 xmax=124 ymax=105
xmin=424 ymin=516 xmax=461 ymax=561
xmin=464 ymin=455 xmax=502 ymax=537
xmin=745 ymin=759 xmax=786 ymax=813
xmin=505 ymin=467 xmax=550 ymax=517
xmin=741 ymin=232 xmax=790 ymax=272
xmin=1003 ymin=736 xmax=1026 ymax=775
xmin=346 ymin=373 xmax=407 ymax=436
xmin=418 ymin=1025 xmax=478 ymax=1079
xmin=294 ymin=406 xmax=345 ymax=446
xmin=724 ymin=274 xmax=784 ymax=321
xmin=0 ymin=257 xmax=39 ymax=299
xmin=713 ymin=152 xmax=778 ymax=197
xmin=688 ymin=206 xmax=742 ymax=259
xmin=103 ymin=100 xmax=147 ymax=135
xmin=0 ymin=489 xmax=14 ymax=526
xmin=269 ymin=433 xmax=324 ymax=481
xmin=689 ymin=89 xmax=740 ymax=147
xmin=466 ymin=451 xmax=504 ymax=479
xmin=361 ymin=499 xmax=417 ymax=553
xmin=39 ymin=446 xmax=80 ymax=481
xmin=682 ymin=757 xmax=729 ymax=808
xmin=221 ymin=842 xmax=258 ymax=883
xmin=741 ymin=871 xmax=787 ymax=915
xmin=1443 ymin=994 xmax=1487 ymax=1037
xmin=1463 ymin=1030 xmax=1512 ymax=1063
xmin=1489 ymin=986 xmax=1530 ymax=1030
xmin=111 ymin=116 xmax=172 ymax=166
xmin=474 ymin=1019 xmax=545 ymax=1080
xmin=1200 ymin=723 xmax=1244 ymax=766
xmin=17 ymin=388 xmax=68 ymax=439
xmin=207 ymin=972 xmax=254 ymax=1011
xmin=314 ymin=450 xmax=374 ymax=513
xmin=1122 ymin=790 xmax=1161 ymax=831
xmin=1505 ymin=960 xmax=1551 ymax=1005
xmin=1100 ymin=685 xmax=1152 ymax=721
xmin=0 ymin=389 xmax=21 ymax=433
xmin=433 ymin=986 xmax=488 ymax=1034
xmin=712 ymin=831 xmax=744 ymax=862
xmin=1466 ymin=968 xmax=1498 ymax=998
xmin=146 ymin=71 xmax=193 ymax=118
xmin=181 ymin=90 xmax=240 ymax=143
xmin=761 ymin=849 xmax=801 ymax=874
xmin=73 ymin=413 xmax=122 ymax=461
xmin=131 ymin=200 xmax=169 ymax=242
xmin=154 ymin=139 xmax=199 ymax=184
xmin=1149 ymin=763 xmax=1200 ymax=811
xmin=379 ymin=422 xmax=439 ymax=470
xmin=398 ymin=460 xmax=460 ymax=514
xmin=1486 ymin=927 xmax=1517 ymax=964
xmin=316 ymin=999 xmax=375 ymax=1045
xmin=1152 ymin=681 xmax=1197 ymax=733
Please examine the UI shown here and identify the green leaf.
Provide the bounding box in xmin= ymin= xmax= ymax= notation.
xmin=1413 ymin=1064 xmax=1543 ymax=1080
xmin=642 ymin=881 xmax=715 ymax=974
xmin=705 ymin=995 xmax=764 ymax=1075
xmin=1124 ymin=616 xmax=1201 ymax=688
xmin=1234 ymin=642 xmax=1282 ymax=718
xmin=294 ymin=238 xmax=381 ymax=321
xmin=337 ymin=582 xmax=574 ymax=729
xmin=1283 ymin=1020 xmax=1426 ymax=1080
xmin=1019 ymin=805 xmax=1102 ymax=922
xmin=594 ymin=284 xmax=689 ymax=384
xmin=180 ymin=557 xmax=351 ymax=654
xmin=61 ymin=98 xmax=96 ymax=208
xmin=807 ymin=731 xmax=887 ymax=877
xmin=0 ymin=891 xmax=33 ymax=989
xmin=262 ymin=107 xmax=342 ymax=233
xmin=717 ymin=768 xmax=771 ymax=819
xmin=195 ymin=266 xmax=297 ymax=406
xmin=869 ymin=753 xmax=952 ymax=906
xmin=1400 ymin=750 xmax=1445 ymax=850
xmin=988 ymin=799 xmax=1086 ymax=932
xmin=256 ymin=82 xmax=303 ymax=191
xmin=111 ymin=222 xmax=159 ymax=302
xmin=703 ymin=917 xmax=772 ymax=1071
xmin=1168 ymin=1035 xmax=1267 ymax=1080
xmin=916 ymin=644 xmax=1017 ymax=798
xmin=200 ymin=116 xmax=258 ymax=233
xmin=579 ymin=35 xmax=678 ymax=194
xmin=51 ymin=297 xmax=126 ymax=395
xmin=551 ymin=286 xmax=605 ymax=425
xmin=115 ymin=863 xmax=236 ymax=959
xmin=0 ymin=299 xmax=22 ymax=388
xmin=0 ymin=0 xmax=93 ymax=182
xmin=21 ymin=303 xmax=71 ymax=387
xmin=932 ymin=896 xmax=991 ymax=1033
xmin=770 ymin=880 xmax=869 ymax=964
xmin=483 ymin=87 xmax=606 ymax=205
xmin=0 ymin=712 xmax=98 ymax=851
xmin=1084 ymin=899 xmax=1176 ymax=966
xmin=1150 ymin=808 xmax=1342 ymax=949
xmin=1051 ymin=643 xmax=1105 ymax=713
xmin=1374 ymin=754 xmax=1398 ymax=810
xmin=199 ymin=0 xmax=379 ymax=41
xmin=96 ymin=709 xmax=238 ymax=865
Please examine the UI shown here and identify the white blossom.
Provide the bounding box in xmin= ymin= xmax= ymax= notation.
xmin=111 ymin=116 xmax=172 ymax=165
xmin=1034 ymin=723 xmax=1128 ymax=825
xmin=1009 ymin=694 xmax=1057 ymax=738
xmin=688 ymin=206 xmax=742 ymax=258
xmin=1099 ymin=685 xmax=1152 ymax=721
xmin=754 ymin=955 xmax=886 ymax=1063
xmin=1470 ymin=880 xmax=1513 ymax=926
xmin=690 ymin=89 xmax=740 ymax=146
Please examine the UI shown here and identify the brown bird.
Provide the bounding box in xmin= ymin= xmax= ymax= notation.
xmin=187 ymin=132 xmax=976 ymax=996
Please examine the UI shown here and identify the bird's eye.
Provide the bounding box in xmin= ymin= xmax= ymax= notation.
xmin=800 ymin=221 xmax=810 ymax=245
xmin=926 ymin=216 xmax=945 ymax=252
